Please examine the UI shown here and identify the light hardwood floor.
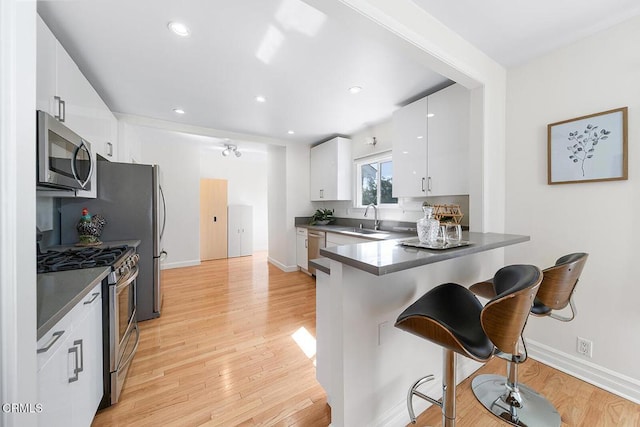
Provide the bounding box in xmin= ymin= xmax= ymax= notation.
xmin=92 ymin=253 xmax=638 ymax=426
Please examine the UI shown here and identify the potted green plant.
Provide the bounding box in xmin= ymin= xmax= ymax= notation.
xmin=310 ymin=208 xmax=334 ymax=225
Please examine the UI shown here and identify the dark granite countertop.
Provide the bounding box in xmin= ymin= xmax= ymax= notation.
xmin=37 ymin=267 xmax=110 ymax=340
xmin=319 ymin=232 xmax=529 ymax=276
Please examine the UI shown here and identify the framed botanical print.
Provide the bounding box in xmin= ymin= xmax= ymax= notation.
xmin=548 ymin=107 xmax=628 ymax=184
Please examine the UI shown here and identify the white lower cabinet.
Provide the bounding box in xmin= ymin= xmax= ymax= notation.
xmin=37 ymin=284 xmax=103 ymax=427
xmin=296 ymin=228 xmax=308 ymax=270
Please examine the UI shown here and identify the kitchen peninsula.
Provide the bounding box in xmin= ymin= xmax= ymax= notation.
xmin=314 ymin=232 xmax=529 ymax=427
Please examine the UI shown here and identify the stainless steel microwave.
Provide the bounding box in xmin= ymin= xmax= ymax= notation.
xmin=37 ymin=110 xmax=93 ymax=191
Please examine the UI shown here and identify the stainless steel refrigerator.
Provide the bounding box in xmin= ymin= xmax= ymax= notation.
xmin=60 ymin=159 xmax=166 ymax=321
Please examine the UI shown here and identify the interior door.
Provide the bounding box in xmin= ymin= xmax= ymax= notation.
xmin=200 ymin=178 xmax=228 ymax=260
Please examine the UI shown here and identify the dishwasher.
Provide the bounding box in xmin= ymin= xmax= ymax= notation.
xmin=307 ymin=231 xmax=326 ymax=275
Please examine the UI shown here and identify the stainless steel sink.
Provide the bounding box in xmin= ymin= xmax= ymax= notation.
xmin=343 ymin=228 xmax=389 ymax=237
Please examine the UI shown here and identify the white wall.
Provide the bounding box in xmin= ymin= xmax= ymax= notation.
xmin=124 ymin=123 xmax=271 ymax=267
xmin=0 ymin=1 xmax=37 ymax=425
xmin=505 ymin=15 xmax=640 ymax=401
xmin=199 ymin=145 xmax=268 ymax=251
xmin=267 ymin=143 xmax=314 ymax=271
xmin=267 ymin=145 xmax=288 ymax=269
xmin=135 ymin=126 xmax=202 ymax=268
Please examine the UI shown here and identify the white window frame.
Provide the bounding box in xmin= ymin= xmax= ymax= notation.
xmin=354 ymin=152 xmax=398 ymax=208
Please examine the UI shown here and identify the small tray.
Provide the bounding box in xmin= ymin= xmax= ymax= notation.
xmin=398 ymin=238 xmax=472 ymax=250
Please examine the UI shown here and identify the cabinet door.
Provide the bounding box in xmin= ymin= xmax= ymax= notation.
xmin=310 ymin=138 xmax=352 ymax=201
xmin=71 ymin=288 xmax=103 ymax=427
xmin=392 ymin=96 xmax=428 ymax=197
xmin=37 ymin=329 xmax=74 ymax=426
xmin=310 ymin=142 xmax=331 ymax=201
xmin=240 ymin=206 xmax=253 ymax=256
xmin=36 ymin=16 xmax=58 ymax=115
xmin=427 ymin=84 xmax=470 ymax=196
xmin=296 ymin=229 xmax=308 ymax=269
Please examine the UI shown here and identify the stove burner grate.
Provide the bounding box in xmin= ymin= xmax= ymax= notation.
xmin=37 ymin=245 xmax=129 ymax=274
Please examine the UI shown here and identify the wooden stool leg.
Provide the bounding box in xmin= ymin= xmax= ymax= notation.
xmin=442 ymin=349 xmax=456 ymax=427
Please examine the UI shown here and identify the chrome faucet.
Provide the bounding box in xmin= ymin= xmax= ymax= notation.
xmin=364 ymin=203 xmax=379 ymax=230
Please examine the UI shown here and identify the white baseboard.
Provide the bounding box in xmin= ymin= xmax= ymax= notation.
xmin=526 ymin=338 xmax=640 ymax=404
xmin=162 ymin=259 xmax=201 ymax=269
xmin=267 ymin=256 xmax=298 ymax=272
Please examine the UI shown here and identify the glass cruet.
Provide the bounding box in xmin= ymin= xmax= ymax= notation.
xmin=417 ymin=205 xmax=439 ymax=244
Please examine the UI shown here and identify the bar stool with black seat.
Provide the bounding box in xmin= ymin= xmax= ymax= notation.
xmin=395 ymin=264 xmax=542 ymax=427
xmin=469 ymin=253 xmax=588 ymax=427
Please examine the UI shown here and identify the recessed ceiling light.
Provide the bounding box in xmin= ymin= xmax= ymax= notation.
xmin=168 ymin=21 xmax=190 ymax=37
xmin=348 ymin=86 xmax=362 ymax=94
xmin=288 ymin=130 xmax=295 ymax=135
xmin=173 ymin=108 xmax=185 ymax=114
xmin=427 ymin=113 xmax=435 ymax=118
xmin=417 ymin=135 xmax=423 ymax=139
xmin=255 ymin=95 xmax=267 ymax=103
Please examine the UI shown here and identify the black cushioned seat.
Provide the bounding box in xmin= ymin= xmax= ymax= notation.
xmin=396 ymin=283 xmax=493 ymax=361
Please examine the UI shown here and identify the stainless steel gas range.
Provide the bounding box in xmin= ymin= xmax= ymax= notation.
xmin=37 ymin=245 xmax=140 ymax=408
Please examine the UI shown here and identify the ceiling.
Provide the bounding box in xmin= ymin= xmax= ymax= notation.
xmin=411 ymin=0 xmax=640 ymax=67
xmin=37 ymin=0 xmax=640 ymax=146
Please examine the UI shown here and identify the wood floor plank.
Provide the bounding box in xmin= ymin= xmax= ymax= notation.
xmin=92 ymin=252 xmax=637 ymax=427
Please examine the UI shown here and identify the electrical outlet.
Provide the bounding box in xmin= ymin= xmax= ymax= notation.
xmin=576 ymin=337 xmax=593 ymax=358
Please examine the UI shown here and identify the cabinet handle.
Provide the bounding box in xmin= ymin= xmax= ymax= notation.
xmin=428 ymin=177 xmax=432 ymax=192
xmin=84 ymin=292 xmax=100 ymax=305
xmin=74 ymin=339 xmax=84 ymax=373
xmin=421 ymin=177 xmax=425 ymax=192
xmin=59 ymin=99 xmax=66 ymax=122
xmin=320 ymin=189 xmax=324 ymax=199
xmin=37 ymin=330 xmax=64 ymax=354
xmin=305 ymin=238 xmax=308 ymax=249
xmin=53 ymin=96 xmax=62 ymax=120
xmin=106 ymin=142 xmax=113 ymax=157
xmin=68 ymin=346 xmax=79 ymax=383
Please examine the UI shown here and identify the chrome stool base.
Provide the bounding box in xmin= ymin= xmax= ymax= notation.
xmin=472 ymin=374 xmax=561 ymax=427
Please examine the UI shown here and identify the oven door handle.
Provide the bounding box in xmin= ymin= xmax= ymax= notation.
xmin=115 ymin=265 xmax=139 ymax=293
xmin=117 ymin=323 xmax=140 ymax=372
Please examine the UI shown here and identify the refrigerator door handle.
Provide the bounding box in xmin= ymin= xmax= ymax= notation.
xmin=160 ymin=185 xmax=167 ymax=241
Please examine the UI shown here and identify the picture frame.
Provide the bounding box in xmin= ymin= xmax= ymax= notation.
xmin=547 ymin=107 xmax=628 ymax=185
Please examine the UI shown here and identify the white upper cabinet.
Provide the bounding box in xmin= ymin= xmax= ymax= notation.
xmin=310 ymin=137 xmax=352 ymax=201
xmin=36 ymin=15 xmax=118 ymax=198
xmin=392 ymin=96 xmax=428 ymax=197
xmin=392 ymin=84 xmax=470 ymax=198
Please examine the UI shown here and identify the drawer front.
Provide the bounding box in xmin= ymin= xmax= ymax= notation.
xmin=72 ymin=283 xmax=102 ymax=324
xmin=296 ymin=227 xmax=308 ymax=237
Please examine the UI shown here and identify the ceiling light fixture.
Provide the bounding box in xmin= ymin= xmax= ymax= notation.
xmin=168 ymin=21 xmax=190 ymax=37
xmin=255 ymin=95 xmax=267 ymax=103
xmin=288 ymin=130 xmax=295 ymax=135
xmin=348 ymin=86 xmax=362 ymax=94
xmin=427 ymin=113 xmax=435 ymax=118
xmin=173 ymin=108 xmax=185 ymax=114
xmin=222 ymin=144 xmax=241 ymax=158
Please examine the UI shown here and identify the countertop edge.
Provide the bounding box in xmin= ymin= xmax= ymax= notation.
xmin=320 ymin=233 xmax=530 ymax=276
xmin=308 ymin=258 xmax=331 ymax=275
xmin=37 ymin=267 xmax=110 ymax=340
